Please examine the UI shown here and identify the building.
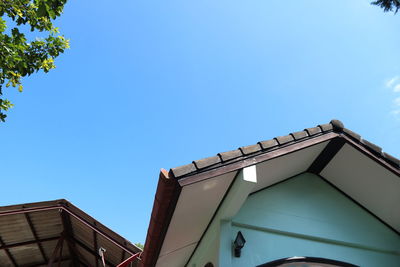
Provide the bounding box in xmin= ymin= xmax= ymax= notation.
xmin=141 ymin=120 xmax=400 ymax=267
xmin=0 ymin=199 xmax=141 ymax=266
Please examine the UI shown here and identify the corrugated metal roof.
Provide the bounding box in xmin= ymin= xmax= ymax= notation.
xmin=0 ymin=199 xmax=141 ymax=267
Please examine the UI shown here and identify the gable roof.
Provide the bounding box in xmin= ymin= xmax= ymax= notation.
xmin=140 ymin=119 xmax=400 ymax=267
xmin=170 ymin=119 xmax=399 ymax=179
xmin=0 ymin=199 xmax=142 ymax=267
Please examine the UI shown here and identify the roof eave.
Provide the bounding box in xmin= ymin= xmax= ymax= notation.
xmin=140 ymin=169 xmax=181 ymax=267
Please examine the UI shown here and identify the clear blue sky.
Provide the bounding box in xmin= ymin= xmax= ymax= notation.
xmin=2 ymin=1 xmax=400 ymax=244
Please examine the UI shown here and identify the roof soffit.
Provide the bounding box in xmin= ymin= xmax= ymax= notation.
xmin=321 ymin=143 xmax=400 ymax=233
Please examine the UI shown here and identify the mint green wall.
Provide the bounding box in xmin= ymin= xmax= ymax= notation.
xmin=188 ymin=166 xmax=258 ymax=267
xmin=224 ymin=173 xmax=400 ymax=267
xmin=187 ymin=219 xmax=220 ymax=267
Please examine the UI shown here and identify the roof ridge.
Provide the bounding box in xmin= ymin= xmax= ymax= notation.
xmin=169 ymin=119 xmax=399 ymax=179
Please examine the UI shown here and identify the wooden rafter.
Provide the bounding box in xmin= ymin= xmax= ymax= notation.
xmin=25 ymin=213 xmax=48 ymax=262
xmin=74 ymin=237 xmax=114 ymax=266
xmin=66 ymin=237 xmax=93 ymax=267
xmin=0 ymin=235 xmax=18 ymax=267
xmin=60 ymin=210 xmax=79 ymax=267
xmin=25 ymin=257 xmax=70 ymax=267
xmin=0 ymin=236 xmax=59 ymax=250
xmin=93 ymin=226 xmax=99 ymax=267
xmin=120 ymin=243 xmax=126 ymax=262
xmin=307 ymin=137 xmax=346 ymax=174
xmin=47 ymin=234 xmax=64 ymax=267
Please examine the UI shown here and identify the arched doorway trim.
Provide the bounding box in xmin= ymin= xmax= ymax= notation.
xmin=257 ymin=256 xmax=359 ymax=267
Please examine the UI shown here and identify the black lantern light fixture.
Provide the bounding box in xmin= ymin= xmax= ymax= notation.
xmin=233 ymin=231 xmax=246 ymax=257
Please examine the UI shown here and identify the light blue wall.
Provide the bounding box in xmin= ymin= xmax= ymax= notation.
xmin=222 ymin=172 xmax=400 ymax=267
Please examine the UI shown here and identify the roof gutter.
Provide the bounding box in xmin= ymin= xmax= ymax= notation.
xmin=140 ymin=169 xmax=181 ymax=267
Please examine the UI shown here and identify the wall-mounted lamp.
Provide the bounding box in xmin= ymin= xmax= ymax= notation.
xmin=233 ymin=231 xmax=246 ymax=257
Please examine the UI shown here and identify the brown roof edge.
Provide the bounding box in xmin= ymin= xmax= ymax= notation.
xmin=58 ymin=200 xmax=142 ymax=255
xmin=140 ymin=169 xmax=181 ymax=267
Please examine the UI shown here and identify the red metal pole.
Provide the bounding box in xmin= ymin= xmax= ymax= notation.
xmin=116 ymin=252 xmax=141 ymax=267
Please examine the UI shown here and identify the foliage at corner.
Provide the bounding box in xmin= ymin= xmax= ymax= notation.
xmin=372 ymin=0 xmax=400 ymax=13
xmin=0 ymin=0 xmax=69 ymax=121
xmin=135 ymin=243 xmax=144 ymax=250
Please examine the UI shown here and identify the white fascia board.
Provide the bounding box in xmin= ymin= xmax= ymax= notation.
xmin=187 ymin=165 xmax=258 ymax=267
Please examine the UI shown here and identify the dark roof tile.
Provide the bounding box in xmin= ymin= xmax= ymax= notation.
xmin=318 ymin=123 xmax=333 ymax=132
xmin=258 ymin=139 xmax=279 ymax=150
xmin=193 ymin=156 xmax=221 ymax=169
xmin=239 ymin=144 xmax=262 ymax=155
xmin=170 ymin=163 xmax=197 ymax=178
xmin=290 ymin=130 xmax=308 ymax=140
xmin=305 ymin=127 xmax=321 ymax=136
xmin=275 ymin=134 xmax=294 ymax=145
xmin=170 ymin=119 xmax=398 ymax=178
xmin=218 ymin=149 xmax=243 ymax=162
xmin=331 ymin=119 xmax=344 ymax=131
xmin=361 ymin=139 xmax=382 ymax=155
xmin=343 ymin=128 xmax=361 ymax=141
xmin=383 ymin=152 xmax=400 ymax=167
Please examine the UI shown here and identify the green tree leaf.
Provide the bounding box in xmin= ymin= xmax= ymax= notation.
xmin=0 ymin=0 xmax=70 ymax=121
xmin=372 ymin=0 xmax=400 ymax=13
